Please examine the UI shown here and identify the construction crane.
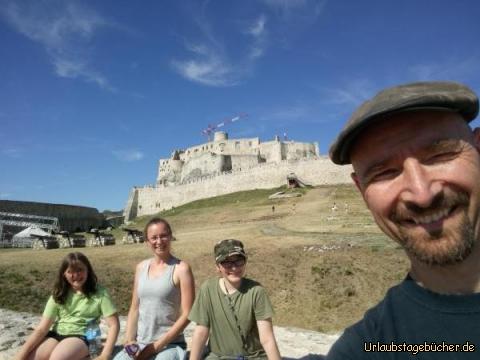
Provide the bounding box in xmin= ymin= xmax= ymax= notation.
xmin=201 ymin=113 xmax=247 ymax=141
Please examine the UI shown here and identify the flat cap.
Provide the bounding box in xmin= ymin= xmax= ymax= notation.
xmin=329 ymin=81 xmax=479 ymax=165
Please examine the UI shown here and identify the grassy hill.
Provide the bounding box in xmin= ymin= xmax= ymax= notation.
xmin=0 ymin=184 xmax=409 ymax=333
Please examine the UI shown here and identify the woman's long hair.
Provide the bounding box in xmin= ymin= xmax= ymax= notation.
xmin=52 ymin=252 xmax=98 ymax=304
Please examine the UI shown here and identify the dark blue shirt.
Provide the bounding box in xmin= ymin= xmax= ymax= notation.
xmin=327 ymin=275 xmax=480 ymax=359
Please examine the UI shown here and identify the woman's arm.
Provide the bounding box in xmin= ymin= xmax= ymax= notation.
xmin=96 ymin=313 xmax=120 ymax=360
xmin=137 ymin=260 xmax=195 ymax=360
xmin=257 ymin=319 xmax=281 ymax=360
xmin=15 ymin=316 xmax=54 ymax=360
xmin=189 ymin=325 xmax=210 ymax=360
xmin=124 ymin=262 xmax=143 ymax=344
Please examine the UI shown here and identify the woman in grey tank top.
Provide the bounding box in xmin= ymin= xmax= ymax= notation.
xmin=114 ymin=218 xmax=195 ymax=360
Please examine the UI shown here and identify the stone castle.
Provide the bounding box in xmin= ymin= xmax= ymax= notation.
xmin=123 ymin=131 xmax=353 ymax=221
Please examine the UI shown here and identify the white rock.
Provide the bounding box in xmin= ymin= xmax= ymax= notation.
xmin=0 ymin=308 xmax=338 ymax=359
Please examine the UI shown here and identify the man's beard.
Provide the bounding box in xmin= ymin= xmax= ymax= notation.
xmin=392 ymin=190 xmax=475 ymax=266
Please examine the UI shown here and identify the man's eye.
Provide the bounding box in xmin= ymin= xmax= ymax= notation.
xmin=425 ymin=152 xmax=457 ymax=164
xmin=369 ymin=169 xmax=398 ymax=182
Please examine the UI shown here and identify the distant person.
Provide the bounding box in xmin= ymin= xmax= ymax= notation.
xmin=114 ymin=217 xmax=195 ymax=360
xmin=327 ymin=81 xmax=480 ymax=359
xmin=271 ymin=205 xmax=275 ymax=214
xmin=189 ymin=239 xmax=281 ymax=360
xmin=331 ymin=202 xmax=338 ymax=212
xmin=15 ymin=252 xmax=119 ymax=360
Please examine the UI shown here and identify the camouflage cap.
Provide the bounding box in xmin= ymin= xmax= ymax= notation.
xmin=214 ymin=239 xmax=247 ymax=263
xmin=329 ymin=81 xmax=479 ymax=165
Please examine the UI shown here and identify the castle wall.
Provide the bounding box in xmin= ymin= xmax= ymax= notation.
xmin=157 ymin=158 xmax=183 ymax=184
xmin=179 ymin=137 xmax=260 ymax=163
xmin=123 ymin=188 xmax=139 ymax=221
xmin=283 ymin=142 xmax=318 ymax=160
xmin=258 ymin=141 xmax=282 ymax=162
xmin=180 ymin=152 xmax=224 ymax=182
xmin=230 ymin=154 xmax=260 ymax=171
xmin=125 ymin=157 xmax=353 ymax=220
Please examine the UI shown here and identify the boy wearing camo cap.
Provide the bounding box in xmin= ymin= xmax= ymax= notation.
xmin=189 ymin=239 xmax=281 ymax=360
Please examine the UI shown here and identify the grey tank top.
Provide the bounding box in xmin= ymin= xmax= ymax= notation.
xmin=137 ymin=257 xmax=184 ymax=344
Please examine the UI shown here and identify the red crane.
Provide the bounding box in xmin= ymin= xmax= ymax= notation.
xmin=201 ymin=113 xmax=247 ymax=140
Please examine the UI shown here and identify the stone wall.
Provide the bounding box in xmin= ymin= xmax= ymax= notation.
xmin=180 ymin=152 xmax=224 ymax=182
xmin=124 ymin=157 xmax=353 ymax=221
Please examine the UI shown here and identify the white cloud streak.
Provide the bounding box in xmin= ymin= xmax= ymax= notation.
xmin=261 ymin=0 xmax=326 ymax=20
xmin=1 ymin=147 xmax=23 ymax=158
xmin=1 ymin=0 xmax=114 ymax=91
xmin=112 ymin=149 xmax=144 ymax=162
xmin=171 ymin=6 xmax=270 ymax=87
xmin=171 ymin=44 xmax=238 ymax=87
xmin=408 ymin=57 xmax=480 ymax=83
xmin=321 ymin=79 xmax=376 ymax=106
xmin=248 ymin=15 xmax=267 ymax=37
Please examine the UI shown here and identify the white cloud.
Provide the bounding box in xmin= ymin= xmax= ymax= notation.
xmin=53 ymin=58 xmax=115 ymax=91
xmin=112 ymin=149 xmax=144 ymax=162
xmin=172 ymin=6 xmax=269 ymax=87
xmin=0 ymin=193 xmax=12 ymax=199
xmin=262 ymin=0 xmax=308 ymax=11
xmin=1 ymin=147 xmax=23 ymax=158
xmin=1 ymin=0 xmax=114 ymax=91
xmin=261 ymin=0 xmax=326 ymax=19
xmin=171 ymin=43 xmax=240 ymax=87
xmin=408 ymin=57 xmax=480 ymax=82
xmin=247 ymin=15 xmax=268 ymax=60
xmin=321 ymin=79 xmax=375 ymax=106
xmin=248 ymin=15 xmax=267 ymax=37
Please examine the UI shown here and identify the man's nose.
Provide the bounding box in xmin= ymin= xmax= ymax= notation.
xmin=399 ymin=158 xmax=442 ymax=208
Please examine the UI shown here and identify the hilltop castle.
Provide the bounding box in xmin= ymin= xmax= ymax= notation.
xmin=123 ymin=132 xmax=352 ymax=221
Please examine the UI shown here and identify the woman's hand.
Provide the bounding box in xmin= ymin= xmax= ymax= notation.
xmin=135 ymin=343 xmax=156 ymax=360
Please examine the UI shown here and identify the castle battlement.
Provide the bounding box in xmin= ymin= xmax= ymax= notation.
xmin=123 ymin=133 xmax=352 ymax=221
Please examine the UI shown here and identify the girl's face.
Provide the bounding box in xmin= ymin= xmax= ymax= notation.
xmin=64 ymin=262 xmax=88 ymax=292
xmin=146 ymin=222 xmax=172 ymax=256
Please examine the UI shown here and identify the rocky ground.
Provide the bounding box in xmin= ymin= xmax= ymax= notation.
xmin=0 ymin=308 xmax=338 ymax=359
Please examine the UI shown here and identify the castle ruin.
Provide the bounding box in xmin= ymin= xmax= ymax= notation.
xmin=123 ymin=132 xmax=353 ymax=221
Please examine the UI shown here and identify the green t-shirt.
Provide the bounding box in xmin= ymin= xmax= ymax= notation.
xmin=188 ymin=277 xmax=274 ymax=359
xmin=43 ymin=285 xmax=117 ymax=336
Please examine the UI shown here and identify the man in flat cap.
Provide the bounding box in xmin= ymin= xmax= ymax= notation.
xmin=327 ymin=81 xmax=480 ymax=359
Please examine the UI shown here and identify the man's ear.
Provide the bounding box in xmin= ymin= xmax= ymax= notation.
xmin=351 ymin=172 xmax=362 ymax=192
xmin=473 ymin=128 xmax=480 ymax=153
xmin=351 ymin=172 xmax=368 ymax=203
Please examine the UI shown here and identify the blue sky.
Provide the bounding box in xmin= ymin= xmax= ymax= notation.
xmin=1 ymin=0 xmax=479 ymax=211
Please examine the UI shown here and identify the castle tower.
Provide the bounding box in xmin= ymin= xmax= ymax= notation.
xmin=213 ymin=131 xmax=228 ymax=142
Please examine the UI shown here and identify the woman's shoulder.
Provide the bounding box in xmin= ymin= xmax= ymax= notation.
xmin=172 ymin=257 xmax=192 ymax=275
xmin=135 ymin=258 xmax=151 ymax=272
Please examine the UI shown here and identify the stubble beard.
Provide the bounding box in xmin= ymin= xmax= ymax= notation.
xmin=393 ymin=191 xmax=475 ymax=266
xmin=399 ymin=213 xmax=475 ymax=266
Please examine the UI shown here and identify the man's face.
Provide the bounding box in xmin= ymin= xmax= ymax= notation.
xmin=351 ymin=111 xmax=480 ymax=266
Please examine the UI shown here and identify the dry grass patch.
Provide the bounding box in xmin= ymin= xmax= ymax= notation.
xmin=0 ymin=184 xmax=410 ymax=333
